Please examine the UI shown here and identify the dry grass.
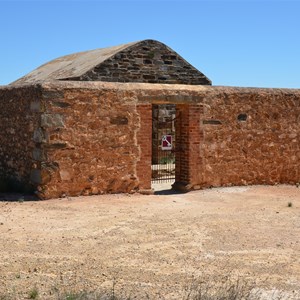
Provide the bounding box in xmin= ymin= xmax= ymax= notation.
xmin=1 ymin=275 xmax=258 ymax=300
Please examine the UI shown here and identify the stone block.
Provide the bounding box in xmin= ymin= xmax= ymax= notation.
xmin=41 ymin=113 xmax=64 ymax=128
xmin=32 ymin=148 xmax=45 ymax=161
xmin=59 ymin=170 xmax=72 ymax=181
xmin=138 ymin=188 xmax=154 ymax=195
xmin=33 ymin=128 xmax=45 ymax=143
xmin=203 ymin=120 xmax=222 ymax=125
xmin=30 ymin=169 xmax=42 ymax=184
xmin=110 ymin=116 xmax=128 ymax=125
xmin=30 ymin=101 xmax=40 ymax=112
xmin=46 ymin=142 xmax=68 ymax=149
xmin=42 ymin=90 xmax=64 ymax=100
xmin=52 ymin=101 xmax=71 ymax=108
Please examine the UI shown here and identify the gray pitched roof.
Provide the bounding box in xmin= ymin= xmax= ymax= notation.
xmin=11 ymin=40 xmax=211 ymax=85
xmin=11 ymin=41 xmax=138 ymax=85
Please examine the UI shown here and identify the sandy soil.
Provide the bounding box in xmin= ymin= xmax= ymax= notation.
xmin=0 ymin=185 xmax=300 ymax=299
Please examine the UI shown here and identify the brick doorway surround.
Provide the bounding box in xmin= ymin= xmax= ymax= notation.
xmin=173 ymin=103 xmax=203 ymax=191
xmin=136 ymin=102 xmax=203 ymax=193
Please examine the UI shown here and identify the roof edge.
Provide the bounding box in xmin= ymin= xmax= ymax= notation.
xmin=34 ymin=80 xmax=300 ymax=95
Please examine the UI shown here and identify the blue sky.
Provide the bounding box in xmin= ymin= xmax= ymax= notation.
xmin=1 ymin=0 xmax=299 ymax=88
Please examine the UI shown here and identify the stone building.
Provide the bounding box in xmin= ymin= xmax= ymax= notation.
xmin=12 ymin=40 xmax=211 ymax=85
xmin=0 ymin=40 xmax=299 ymax=199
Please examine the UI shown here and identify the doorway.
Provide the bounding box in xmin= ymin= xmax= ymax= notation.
xmin=151 ymin=104 xmax=177 ymax=190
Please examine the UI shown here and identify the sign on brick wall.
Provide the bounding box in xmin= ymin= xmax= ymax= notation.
xmin=161 ymin=135 xmax=172 ymax=150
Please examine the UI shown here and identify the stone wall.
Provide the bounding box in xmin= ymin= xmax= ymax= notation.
xmin=35 ymin=82 xmax=150 ymax=199
xmin=134 ymin=84 xmax=300 ymax=190
xmin=0 ymin=85 xmax=41 ymax=192
xmin=197 ymin=87 xmax=300 ymax=188
xmin=1 ymin=81 xmax=299 ymax=198
xmin=77 ymin=40 xmax=211 ymax=85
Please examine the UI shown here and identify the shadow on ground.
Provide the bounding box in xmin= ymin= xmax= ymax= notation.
xmin=0 ymin=193 xmax=39 ymax=202
xmin=152 ymin=182 xmax=186 ymax=195
xmin=154 ymin=189 xmax=185 ymax=195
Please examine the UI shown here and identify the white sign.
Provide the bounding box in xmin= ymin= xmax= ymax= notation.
xmin=161 ymin=135 xmax=172 ymax=150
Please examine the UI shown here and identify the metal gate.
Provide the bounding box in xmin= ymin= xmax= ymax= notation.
xmin=151 ymin=104 xmax=177 ymax=183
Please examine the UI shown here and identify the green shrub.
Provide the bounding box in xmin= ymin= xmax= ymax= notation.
xmin=28 ymin=287 xmax=38 ymax=299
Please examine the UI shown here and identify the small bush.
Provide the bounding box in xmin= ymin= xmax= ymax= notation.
xmin=28 ymin=287 xmax=38 ymax=299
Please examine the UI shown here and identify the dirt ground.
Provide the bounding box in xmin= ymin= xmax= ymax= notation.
xmin=0 ymin=184 xmax=300 ymax=299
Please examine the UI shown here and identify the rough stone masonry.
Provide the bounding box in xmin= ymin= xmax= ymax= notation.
xmin=1 ymin=81 xmax=300 ymax=199
xmin=0 ymin=39 xmax=299 ymax=199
